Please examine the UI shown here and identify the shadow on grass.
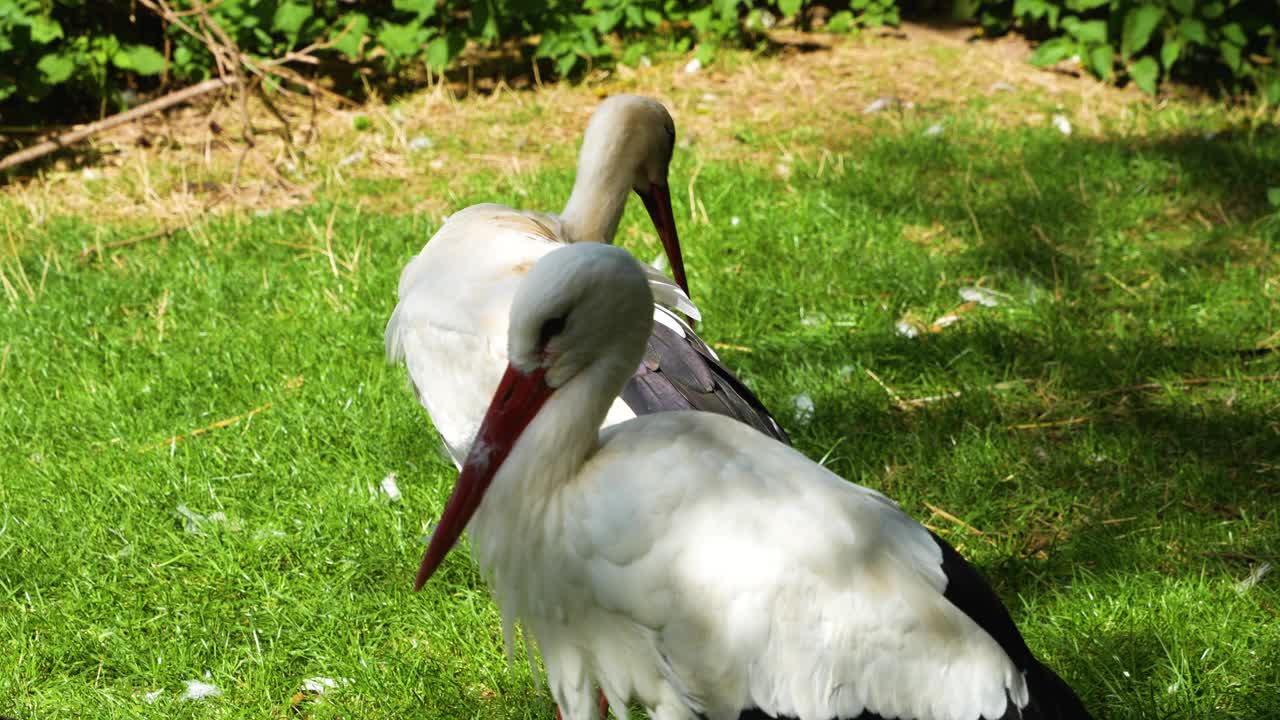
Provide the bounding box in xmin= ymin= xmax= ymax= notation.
xmin=790 ymin=323 xmax=1280 ymax=520
xmin=837 ymin=129 xmax=1280 ymax=290
xmin=741 ymin=129 xmax=1280 ymax=706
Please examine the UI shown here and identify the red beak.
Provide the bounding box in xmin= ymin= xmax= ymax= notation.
xmin=637 ymin=184 xmax=689 ymax=299
xmin=414 ymin=364 xmax=556 ymax=591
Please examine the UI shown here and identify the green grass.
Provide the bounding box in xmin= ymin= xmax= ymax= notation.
xmin=2 ymin=102 xmax=1279 ymax=719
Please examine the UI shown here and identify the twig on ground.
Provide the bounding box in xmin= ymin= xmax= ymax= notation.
xmin=897 ymin=390 xmax=963 ymax=408
xmin=925 ymin=503 xmax=987 ymax=535
xmin=0 ymin=77 xmax=239 ymax=173
xmin=888 ymin=379 xmax=1030 ymax=410
xmin=141 ymin=375 xmax=303 ymax=451
xmin=144 ymin=402 xmax=273 ymax=451
xmin=1099 ymin=516 xmax=1138 ymax=525
xmin=155 ymin=289 xmax=172 ymax=343
xmin=864 ymin=368 xmax=905 ymax=408
xmin=79 ymin=224 xmax=190 ymax=262
xmin=1096 ymin=374 xmax=1280 ymax=398
xmin=1010 ymin=416 xmax=1092 ymax=430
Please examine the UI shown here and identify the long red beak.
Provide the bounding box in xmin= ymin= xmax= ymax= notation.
xmin=637 ymin=184 xmax=689 ymax=299
xmin=414 ymin=364 xmax=555 ymax=591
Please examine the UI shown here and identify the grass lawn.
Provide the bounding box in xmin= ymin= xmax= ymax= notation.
xmin=2 ymin=30 xmax=1279 ymax=720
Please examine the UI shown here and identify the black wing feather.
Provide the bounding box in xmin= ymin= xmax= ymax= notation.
xmin=932 ymin=532 xmax=1094 ymax=720
xmin=726 ymin=540 xmax=1092 ymax=720
xmin=626 ymin=322 xmax=1089 ymax=720
xmin=621 ymin=321 xmax=790 ymax=445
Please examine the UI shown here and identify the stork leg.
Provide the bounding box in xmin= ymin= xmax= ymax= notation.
xmin=553 ymin=689 xmax=609 ymax=720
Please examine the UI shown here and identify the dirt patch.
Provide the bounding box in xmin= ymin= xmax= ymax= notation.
xmin=0 ymin=22 xmax=1220 ymax=235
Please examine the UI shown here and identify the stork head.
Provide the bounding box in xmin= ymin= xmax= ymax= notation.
xmin=415 ymin=243 xmax=654 ymax=590
xmin=569 ymin=95 xmax=689 ymax=298
xmin=507 ymin=241 xmax=654 ymax=389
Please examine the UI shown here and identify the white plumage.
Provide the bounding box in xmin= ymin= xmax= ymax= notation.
xmin=385 ymin=204 xmax=696 ymax=462
xmin=414 ymin=243 xmax=1092 ymax=720
xmin=479 ymin=414 xmax=1022 ymax=720
xmin=385 ymin=96 xmax=695 ymax=466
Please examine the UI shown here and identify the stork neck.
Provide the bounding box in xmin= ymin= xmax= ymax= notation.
xmin=559 ymin=162 xmax=633 ymax=245
xmin=509 ymin=359 xmax=629 ymax=500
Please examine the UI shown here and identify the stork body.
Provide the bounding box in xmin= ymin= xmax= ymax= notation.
xmin=385 ymin=96 xmax=787 ymax=468
xmin=415 ymin=244 xmax=1093 ymax=720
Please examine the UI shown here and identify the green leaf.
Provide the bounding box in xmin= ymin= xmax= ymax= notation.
xmin=1169 ymin=0 xmax=1193 ymax=16
xmin=1220 ymin=23 xmax=1247 ymax=47
xmin=1177 ymin=18 xmax=1208 ymax=45
xmin=1063 ymin=17 xmax=1107 ymax=44
xmin=620 ymin=43 xmax=647 ymax=66
xmin=1122 ymin=5 xmax=1165 ymax=57
xmin=1129 ymin=56 xmax=1160 ymax=94
xmin=1088 ymin=44 xmax=1114 ymax=80
xmin=1013 ymin=0 xmax=1049 ymax=22
xmin=272 ymin=1 xmax=312 ymax=35
xmin=594 ymin=8 xmax=622 ymax=33
xmin=1161 ymin=35 xmax=1183 ymax=69
xmin=425 ymin=35 xmax=450 ymax=69
xmin=695 ymin=43 xmax=716 ymax=65
xmin=827 ymin=10 xmax=854 ymax=33
xmin=1066 ymin=0 xmax=1109 ymax=10
xmin=688 ymin=7 xmax=712 ymax=33
xmin=472 ymin=4 xmax=499 ymax=42
xmin=1220 ymin=41 xmax=1242 ymax=72
xmin=1268 ymin=187 xmax=1280 ymax=208
xmin=36 ymin=52 xmax=74 ymax=84
xmin=1265 ymin=76 xmax=1280 ymax=105
xmin=714 ymin=0 xmax=743 ymax=16
xmin=778 ymin=0 xmax=803 ymax=16
xmin=331 ymin=13 xmax=369 ymax=59
xmin=28 ymin=15 xmax=62 ymax=44
xmin=1029 ymin=36 xmax=1076 ymax=67
xmin=951 ymin=0 xmax=980 ymax=21
xmin=392 ymin=0 xmax=437 ymax=20
xmin=555 ymin=51 xmax=578 ymax=77
xmin=1200 ymin=3 xmax=1224 ymax=19
xmin=425 ymin=31 xmax=464 ymax=71
xmin=377 ymin=21 xmax=422 ymax=59
xmin=114 ymin=44 xmax=166 ymax=75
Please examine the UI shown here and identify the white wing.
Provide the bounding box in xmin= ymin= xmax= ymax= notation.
xmin=571 ymin=412 xmax=1025 ymax=720
xmin=385 ymin=205 xmax=562 ymax=462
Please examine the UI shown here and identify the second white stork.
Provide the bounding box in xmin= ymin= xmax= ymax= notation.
xmin=413 ymin=242 xmax=1094 ymax=720
xmin=386 ymin=95 xmax=788 ymax=469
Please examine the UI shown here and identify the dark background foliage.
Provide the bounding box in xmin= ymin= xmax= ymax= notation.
xmin=1 ymin=0 xmax=1276 ymax=126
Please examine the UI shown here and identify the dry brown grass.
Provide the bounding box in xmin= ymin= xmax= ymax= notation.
xmin=0 ymin=21 xmax=1255 ymax=243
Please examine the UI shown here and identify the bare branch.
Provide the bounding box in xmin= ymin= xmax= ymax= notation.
xmin=0 ymin=77 xmax=239 ymax=174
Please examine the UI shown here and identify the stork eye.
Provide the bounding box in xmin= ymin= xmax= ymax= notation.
xmin=538 ymin=315 xmax=567 ymax=347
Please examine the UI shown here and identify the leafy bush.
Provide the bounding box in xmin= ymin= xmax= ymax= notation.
xmin=0 ymin=1 xmax=895 ymax=123
xmin=0 ymin=1 xmax=166 ymax=107
xmin=958 ymin=0 xmax=1280 ymax=100
xmin=1 ymin=0 xmax=1275 ymax=127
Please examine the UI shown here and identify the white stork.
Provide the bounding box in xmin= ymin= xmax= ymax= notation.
xmin=413 ymin=243 xmax=1095 ymax=720
xmin=385 ymin=95 xmax=788 ymax=471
